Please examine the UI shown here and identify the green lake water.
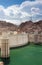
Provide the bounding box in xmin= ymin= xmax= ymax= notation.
xmin=0 ymin=45 xmax=42 ymax=65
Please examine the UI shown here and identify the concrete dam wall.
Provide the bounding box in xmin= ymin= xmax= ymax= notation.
xmin=0 ymin=31 xmax=42 ymax=58
xmin=9 ymin=33 xmax=28 ymax=47
xmin=0 ymin=32 xmax=28 ymax=48
xmin=0 ymin=32 xmax=42 ymax=48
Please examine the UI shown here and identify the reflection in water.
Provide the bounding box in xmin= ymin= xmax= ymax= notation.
xmin=1 ymin=57 xmax=10 ymax=65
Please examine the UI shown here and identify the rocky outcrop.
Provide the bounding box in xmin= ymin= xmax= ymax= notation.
xmin=19 ymin=20 xmax=42 ymax=33
xmin=0 ymin=20 xmax=42 ymax=33
xmin=0 ymin=21 xmax=18 ymax=31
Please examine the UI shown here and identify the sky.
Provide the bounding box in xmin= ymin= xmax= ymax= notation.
xmin=0 ymin=0 xmax=42 ymax=25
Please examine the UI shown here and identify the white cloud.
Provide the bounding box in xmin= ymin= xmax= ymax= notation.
xmin=4 ymin=5 xmax=20 ymax=16
xmin=0 ymin=0 xmax=42 ymax=24
xmin=20 ymin=11 xmax=31 ymax=18
xmin=31 ymin=7 xmax=40 ymax=15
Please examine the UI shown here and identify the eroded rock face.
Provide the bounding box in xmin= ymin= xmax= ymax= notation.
xmin=0 ymin=21 xmax=18 ymax=32
xmin=0 ymin=20 xmax=42 ymax=33
xmin=19 ymin=20 xmax=42 ymax=33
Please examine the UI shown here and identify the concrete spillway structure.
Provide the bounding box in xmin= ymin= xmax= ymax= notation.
xmin=1 ymin=39 xmax=9 ymax=58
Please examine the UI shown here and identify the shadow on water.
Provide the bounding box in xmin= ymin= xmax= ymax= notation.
xmin=1 ymin=57 xmax=10 ymax=65
xmin=10 ymin=42 xmax=30 ymax=50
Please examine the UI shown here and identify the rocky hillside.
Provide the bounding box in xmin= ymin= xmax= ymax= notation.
xmin=0 ymin=20 xmax=42 ymax=33
xmin=19 ymin=20 xmax=42 ymax=33
xmin=0 ymin=21 xmax=18 ymax=31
